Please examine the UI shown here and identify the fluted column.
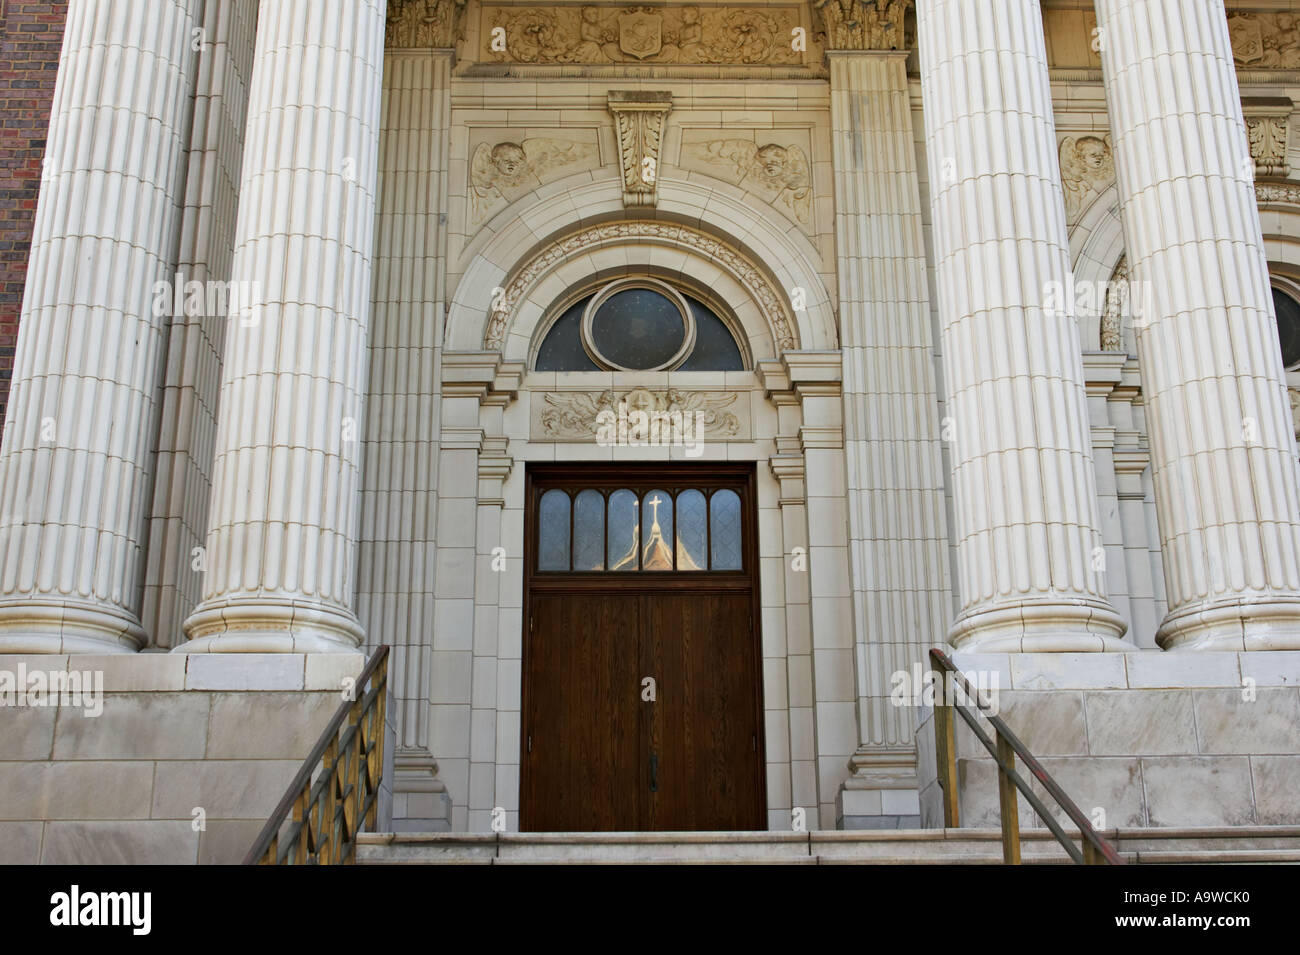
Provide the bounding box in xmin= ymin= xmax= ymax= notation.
xmin=143 ymin=0 xmax=259 ymax=648
xmin=1095 ymin=0 xmax=1300 ymax=650
xmin=181 ymin=0 xmax=385 ymax=652
xmin=918 ymin=0 xmax=1127 ymax=651
xmin=359 ymin=49 xmax=453 ymax=825
xmin=829 ymin=51 xmax=952 ymax=808
xmin=0 ymin=0 xmax=206 ymax=653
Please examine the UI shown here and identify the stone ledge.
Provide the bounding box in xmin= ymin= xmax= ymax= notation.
xmin=0 ymin=653 xmax=366 ymax=692
xmin=950 ymin=649 xmax=1300 ymax=690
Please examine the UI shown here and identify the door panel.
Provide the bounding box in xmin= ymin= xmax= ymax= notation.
xmin=645 ymin=592 xmax=763 ymax=830
xmin=523 ymin=594 xmax=643 ymax=831
xmin=521 ymin=464 xmax=765 ymax=832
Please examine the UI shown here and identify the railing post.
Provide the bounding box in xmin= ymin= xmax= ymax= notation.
xmin=934 ymin=695 xmax=961 ymax=827
xmin=293 ymin=785 xmax=309 ymax=864
xmin=242 ymin=646 xmax=392 ymax=865
xmin=996 ymin=734 xmax=1021 ymax=865
xmin=321 ymin=736 xmax=339 ymax=864
xmin=369 ymin=659 xmax=388 ymax=830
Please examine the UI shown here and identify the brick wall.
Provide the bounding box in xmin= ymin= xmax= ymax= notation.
xmin=0 ymin=1 xmax=67 ymax=429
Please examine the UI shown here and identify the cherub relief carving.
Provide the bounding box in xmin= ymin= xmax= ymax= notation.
xmin=687 ymin=140 xmax=813 ymax=225
xmin=1059 ymin=135 xmax=1114 ymax=224
xmin=469 ymin=139 xmax=598 ymax=226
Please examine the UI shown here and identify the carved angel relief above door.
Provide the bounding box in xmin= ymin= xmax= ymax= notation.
xmin=469 ymin=138 xmax=600 ymax=227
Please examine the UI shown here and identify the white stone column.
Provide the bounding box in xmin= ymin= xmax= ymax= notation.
xmin=1095 ymin=0 xmax=1300 ymax=650
xmin=181 ymin=0 xmax=386 ymax=652
xmin=917 ymin=0 xmax=1128 ymax=651
xmin=0 ymin=0 xmax=205 ymax=653
xmin=143 ymin=0 xmax=259 ymax=649
xmin=829 ymin=51 xmax=952 ymax=819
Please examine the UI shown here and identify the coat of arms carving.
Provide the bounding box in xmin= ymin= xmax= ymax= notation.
xmin=619 ymin=10 xmax=663 ymax=59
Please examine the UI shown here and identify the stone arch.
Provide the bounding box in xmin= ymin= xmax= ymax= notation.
xmin=1068 ymin=184 xmax=1127 ymax=353
xmin=445 ymin=177 xmax=836 ymax=359
xmin=1070 ymin=181 xmax=1300 ymax=355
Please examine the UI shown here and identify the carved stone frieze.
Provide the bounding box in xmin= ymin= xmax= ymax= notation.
xmin=1228 ymin=13 xmax=1300 ymax=69
xmin=386 ymin=0 xmax=467 ymax=48
xmin=484 ymin=221 xmax=796 ymax=352
xmin=534 ymin=388 xmax=748 ymax=441
xmin=815 ymin=0 xmax=909 ymax=51
xmin=479 ymin=4 xmax=808 ymax=65
xmin=608 ymin=91 xmax=672 ymax=208
xmin=1256 ymin=180 xmax=1300 ymax=206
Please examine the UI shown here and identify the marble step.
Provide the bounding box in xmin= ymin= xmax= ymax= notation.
xmin=357 ymin=827 xmax=1300 ymax=865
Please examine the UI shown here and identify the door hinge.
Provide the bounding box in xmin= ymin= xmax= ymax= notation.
xmin=529 ymin=613 xmax=535 ymax=633
xmin=752 ymin=734 xmax=757 ymax=751
xmin=527 ymin=734 xmax=533 ymax=753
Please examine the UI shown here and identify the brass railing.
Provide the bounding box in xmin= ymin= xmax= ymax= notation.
xmin=929 ymin=648 xmax=1124 ymax=865
xmin=243 ymin=645 xmax=390 ymax=865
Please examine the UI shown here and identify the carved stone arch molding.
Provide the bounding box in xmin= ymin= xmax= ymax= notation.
xmin=482 ymin=219 xmax=798 ymax=355
xmin=1070 ymin=180 xmax=1300 ymax=354
xmin=444 ymin=181 xmax=839 ymax=358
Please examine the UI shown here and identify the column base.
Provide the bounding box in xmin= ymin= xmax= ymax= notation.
xmin=179 ymin=596 xmax=364 ymax=653
xmin=949 ymin=598 xmax=1129 ymax=652
xmin=0 ymin=597 xmax=143 ymax=653
xmin=392 ymin=749 xmax=452 ymax=832
xmin=1156 ymin=595 xmax=1300 ymax=651
xmin=836 ymin=747 xmax=921 ymax=829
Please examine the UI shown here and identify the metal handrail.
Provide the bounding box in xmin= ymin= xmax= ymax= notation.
xmin=243 ymin=645 xmax=390 ymax=865
xmin=929 ymin=648 xmax=1125 ymax=865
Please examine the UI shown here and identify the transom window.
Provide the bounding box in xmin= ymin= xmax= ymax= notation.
xmin=535 ymin=278 xmax=745 ymax=372
xmin=535 ymin=485 xmax=744 ymax=573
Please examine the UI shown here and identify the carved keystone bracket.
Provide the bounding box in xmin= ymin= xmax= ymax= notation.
xmin=1243 ymin=97 xmax=1293 ymax=179
xmin=609 ymin=91 xmax=672 ymax=208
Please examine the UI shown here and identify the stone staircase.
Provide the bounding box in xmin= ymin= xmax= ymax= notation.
xmin=358 ymin=826 xmax=1300 ymax=865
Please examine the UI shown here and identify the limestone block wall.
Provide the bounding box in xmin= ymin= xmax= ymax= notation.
xmin=916 ymin=651 xmax=1300 ymax=830
xmin=0 ymin=653 xmax=364 ymax=864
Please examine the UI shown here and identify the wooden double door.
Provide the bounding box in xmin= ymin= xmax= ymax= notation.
xmin=521 ymin=465 xmax=766 ymax=832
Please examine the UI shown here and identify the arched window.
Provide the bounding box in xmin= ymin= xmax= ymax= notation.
xmin=535 ymin=278 xmax=745 ymax=372
xmin=1273 ymin=282 xmax=1300 ymax=370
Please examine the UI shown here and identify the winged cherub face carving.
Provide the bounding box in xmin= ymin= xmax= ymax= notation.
xmin=756 ymin=145 xmax=788 ymax=178
xmin=490 ymin=143 xmax=528 ymax=178
xmin=1076 ymin=137 xmax=1109 ymax=172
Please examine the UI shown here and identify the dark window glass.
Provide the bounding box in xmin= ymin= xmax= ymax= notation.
xmin=675 ymin=489 xmax=707 ymax=571
xmin=590 ymin=288 xmax=686 ymax=369
xmin=535 ymin=285 xmax=746 ymax=371
xmin=537 ymin=490 xmax=571 ymax=571
xmin=641 ymin=490 xmax=674 ymax=570
xmin=573 ymin=489 xmax=605 ymax=571
xmin=607 ymin=489 xmax=640 ymax=571
xmin=710 ymin=490 xmax=742 ymax=570
xmin=535 ymin=297 xmax=599 ymax=371
xmin=1275 ymin=287 xmax=1300 ymax=368
xmin=678 ymin=299 xmax=744 ymax=371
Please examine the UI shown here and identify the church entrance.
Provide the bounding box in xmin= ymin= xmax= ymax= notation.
xmin=521 ymin=464 xmax=766 ymax=831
